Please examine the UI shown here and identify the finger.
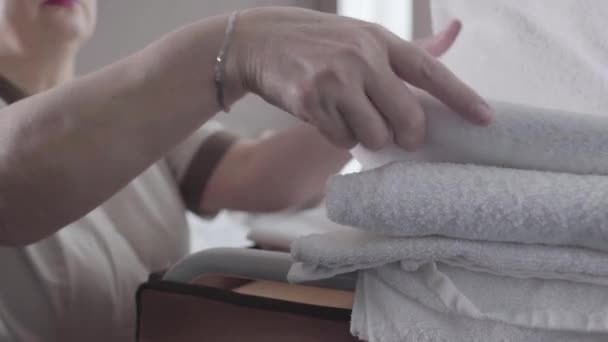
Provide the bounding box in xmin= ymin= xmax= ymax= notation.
xmin=315 ymin=100 xmax=357 ymax=149
xmin=337 ymin=91 xmax=391 ymax=151
xmin=367 ymin=69 xmax=426 ymax=150
xmin=414 ymin=19 xmax=461 ymax=57
xmin=290 ymin=81 xmax=355 ymax=147
xmin=387 ymin=36 xmax=493 ymax=126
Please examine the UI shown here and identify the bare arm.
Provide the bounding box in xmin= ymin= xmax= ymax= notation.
xmin=200 ymin=123 xmax=351 ymax=213
xmin=0 ymin=15 xmax=242 ymax=245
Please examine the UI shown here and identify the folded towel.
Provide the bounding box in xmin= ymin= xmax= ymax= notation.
xmin=289 ymin=230 xmax=608 ymax=333
xmin=352 ymin=267 xmax=608 ymax=342
xmin=288 ymin=230 xmax=608 ymax=285
xmin=326 ymin=161 xmax=608 ymax=252
xmin=304 ymin=96 xmax=608 ymax=340
xmin=351 ymin=94 xmax=608 ymax=174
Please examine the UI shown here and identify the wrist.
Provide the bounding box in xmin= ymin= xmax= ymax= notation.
xmin=223 ymin=8 xmax=267 ymax=97
xmin=221 ymin=10 xmax=255 ymax=108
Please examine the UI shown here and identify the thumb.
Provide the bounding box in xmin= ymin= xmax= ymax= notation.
xmin=414 ymin=19 xmax=461 ymax=57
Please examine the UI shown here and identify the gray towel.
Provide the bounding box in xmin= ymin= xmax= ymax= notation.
xmin=298 ymin=96 xmax=608 ymax=340
xmin=289 ymin=230 xmax=608 ymax=286
xmin=289 ymin=230 xmax=608 ymax=334
xmin=326 ymin=161 xmax=608 ymax=252
xmin=352 ymin=94 xmax=608 ymax=174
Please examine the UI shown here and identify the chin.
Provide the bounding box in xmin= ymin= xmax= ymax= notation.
xmin=46 ymin=20 xmax=92 ymax=43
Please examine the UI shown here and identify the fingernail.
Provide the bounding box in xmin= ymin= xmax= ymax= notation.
xmin=475 ymin=102 xmax=494 ymax=126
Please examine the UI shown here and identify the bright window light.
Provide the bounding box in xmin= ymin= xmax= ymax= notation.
xmin=338 ymin=0 xmax=413 ymax=40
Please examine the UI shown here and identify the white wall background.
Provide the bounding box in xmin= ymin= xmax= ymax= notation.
xmin=338 ymin=0 xmax=412 ymax=39
xmin=412 ymin=0 xmax=432 ymax=39
xmin=337 ymin=0 xmax=432 ymax=40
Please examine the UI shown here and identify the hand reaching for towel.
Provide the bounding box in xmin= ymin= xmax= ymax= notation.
xmin=230 ymin=8 xmax=494 ymax=150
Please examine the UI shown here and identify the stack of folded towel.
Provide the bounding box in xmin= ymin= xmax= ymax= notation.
xmin=288 ymin=94 xmax=608 ymax=341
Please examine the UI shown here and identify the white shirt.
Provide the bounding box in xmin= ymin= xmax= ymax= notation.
xmin=432 ymin=0 xmax=608 ymax=115
xmin=0 ymin=122 xmax=229 ymax=342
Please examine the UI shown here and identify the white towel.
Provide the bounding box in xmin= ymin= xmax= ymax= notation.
xmin=312 ymin=161 xmax=608 ymax=336
xmin=325 ymin=1 xmax=608 ymax=339
xmin=352 ymin=267 xmax=608 ymax=342
xmin=245 ymin=204 xmax=350 ymax=251
xmin=294 ymin=96 xmax=608 ymax=340
xmin=289 ymin=230 xmax=608 ymax=333
xmin=244 ymin=160 xmax=360 ymax=250
xmin=289 ymin=230 xmax=608 ymax=286
xmin=351 ymin=94 xmax=608 ymax=174
xmin=326 ymin=161 xmax=608 ymax=252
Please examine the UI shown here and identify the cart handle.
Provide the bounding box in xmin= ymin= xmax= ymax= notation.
xmin=163 ymin=247 xmax=356 ymax=291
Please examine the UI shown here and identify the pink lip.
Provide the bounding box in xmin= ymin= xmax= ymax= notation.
xmin=43 ymin=0 xmax=78 ymax=8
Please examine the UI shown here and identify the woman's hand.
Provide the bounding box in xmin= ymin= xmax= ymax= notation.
xmin=229 ymin=7 xmax=492 ymax=151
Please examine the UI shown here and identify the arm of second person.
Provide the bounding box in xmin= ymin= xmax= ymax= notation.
xmin=199 ymin=123 xmax=351 ymax=213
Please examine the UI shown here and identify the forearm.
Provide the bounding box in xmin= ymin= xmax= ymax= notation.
xmin=0 ymin=15 xmax=244 ymax=245
xmin=201 ymin=123 xmax=351 ymax=213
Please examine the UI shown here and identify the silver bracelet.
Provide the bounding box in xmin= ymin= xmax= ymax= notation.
xmin=215 ymin=11 xmax=239 ymax=113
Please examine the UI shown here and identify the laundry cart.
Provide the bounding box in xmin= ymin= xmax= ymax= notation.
xmin=136 ymin=248 xmax=360 ymax=341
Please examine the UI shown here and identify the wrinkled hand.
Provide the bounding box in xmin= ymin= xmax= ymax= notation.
xmin=230 ymin=7 xmax=492 ymax=150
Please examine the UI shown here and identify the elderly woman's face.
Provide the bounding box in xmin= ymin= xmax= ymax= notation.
xmin=0 ymin=0 xmax=97 ymax=52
